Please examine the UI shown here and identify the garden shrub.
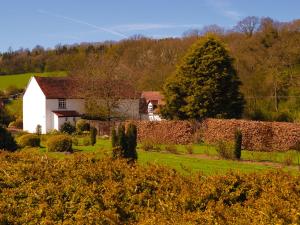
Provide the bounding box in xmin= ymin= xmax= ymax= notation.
xmin=17 ymin=134 xmax=40 ymax=148
xmin=0 ymin=126 xmax=17 ymax=151
xmin=234 ymin=129 xmax=242 ymax=159
xmin=111 ymin=123 xmax=138 ymax=161
xmin=185 ymin=145 xmax=194 ymax=154
xmin=82 ymin=137 xmax=91 ymax=146
xmin=111 ymin=128 xmax=118 ymax=148
xmin=141 ymin=140 xmax=154 ymax=151
xmin=90 ymin=126 xmax=97 ymax=146
xmin=165 ymin=145 xmax=179 ymax=154
xmin=76 ymin=119 xmax=90 ymax=132
xmin=60 ymin=122 xmax=76 ymax=134
xmin=72 ymin=138 xmax=79 ymax=146
xmin=8 ymin=118 xmax=23 ymax=129
xmin=125 ymin=123 xmax=137 ymax=160
xmin=216 ymin=140 xmax=235 ymax=159
xmin=47 ymin=135 xmax=72 ymax=152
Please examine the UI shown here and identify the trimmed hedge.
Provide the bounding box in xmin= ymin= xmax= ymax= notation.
xmin=18 ymin=134 xmax=40 ymax=148
xmin=47 ymin=135 xmax=72 ymax=152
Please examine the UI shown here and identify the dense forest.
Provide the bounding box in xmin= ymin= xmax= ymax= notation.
xmin=1 ymin=17 xmax=300 ymax=121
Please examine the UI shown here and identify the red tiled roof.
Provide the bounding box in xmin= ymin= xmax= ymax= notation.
xmin=34 ymin=76 xmax=81 ymax=99
xmin=52 ymin=110 xmax=81 ymax=117
xmin=141 ymin=91 xmax=165 ymax=105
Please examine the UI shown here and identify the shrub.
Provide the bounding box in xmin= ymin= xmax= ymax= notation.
xmin=234 ymin=129 xmax=242 ymax=159
xmin=111 ymin=128 xmax=118 ymax=148
xmin=165 ymin=145 xmax=179 ymax=154
xmin=90 ymin=127 xmax=97 ymax=146
xmin=118 ymin=125 xmax=127 ymax=154
xmin=0 ymin=126 xmax=18 ymax=151
xmin=125 ymin=123 xmax=138 ymax=160
xmin=47 ymin=135 xmax=72 ymax=152
xmin=216 ymin=141 xmax=235 ymax=159
xmin=185 ymin=145 xmax=194 ymax=154
xmin=283 ymin=153 xmax=294 ymax=166
xmin=111 ymin=123 xmax=138 ymax=161
xmin=76 ymin=119 xmax=90 ymax=132
xmin=60 ymin=122 xmax=76 ymax=134
xmin=8 ymin=118 xmax=23 ymax=129
xmin=82 ymin=137 xmax=91 ymax=146
xmin=18 ymin=134 xmax=40 ymax=148
xmin=141 ymin=141 xmax=154 ymax=151
xmin=72 ymin=138 xmax=79 ymax=146
xmin=36 ymin=124 xmax=42 ymax=135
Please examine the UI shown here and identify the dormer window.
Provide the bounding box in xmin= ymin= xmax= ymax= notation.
xmin=58 ymin=99 xmax=66 ymax=109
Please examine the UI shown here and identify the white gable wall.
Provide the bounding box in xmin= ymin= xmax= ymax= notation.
xmin=45 ymin=99 xmax=84 ymax=132
xmin=23 ymin=77 xmax=46 ymax=133
xmin=115 ymin=99 xmax=140 ymax=120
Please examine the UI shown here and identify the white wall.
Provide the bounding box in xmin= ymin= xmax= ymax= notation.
xmin=23 ymin=77 xmax=46 ymax=133
xmin=45 ymin=99 xmax=84 ymax=132
xmin=115 ymin=99 xmax=140 ymax=120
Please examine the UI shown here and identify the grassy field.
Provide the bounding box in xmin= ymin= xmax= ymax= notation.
xmin=37 ymin=137 xmax=299 ymax=175
xmin=0 ymin=71 xmax=66 ymax=90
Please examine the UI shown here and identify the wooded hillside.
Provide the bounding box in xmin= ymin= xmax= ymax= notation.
xmin=1 ymin=17 xmax=300 ymax=121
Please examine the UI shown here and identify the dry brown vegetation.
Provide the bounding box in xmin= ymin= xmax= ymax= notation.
xmin=134 ymin=119 xmax=300 ymax=151
xmin=0 ymin=150 xmax=299 ymax=224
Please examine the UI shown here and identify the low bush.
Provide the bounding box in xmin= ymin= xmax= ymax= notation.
xmin=60 ymin=122 xmax=76 ymax=134
xmin=8 ymin=118 xmax=23 ymax=129
xmin=47 ymin=135 xmax=72 ymax=152
xmin=141 ymin=140 xmax=161 ymax=152
xmin=216 ymin=141 xmax=235 ymax=159
xmin=165 ymin=145 xmax=179 ymax=154
xmin=185 ymin=145 xmax=194 ymax=154
xmin=17 ymin=134 xmax=40 ymax=148
xmin=72 ymin=138 xmax=79 ymax=146
xmin=0 ymin=126 xmax=17 ymax=151
xmin=76 ymin=119 xmax=90 ymax=132
xmin=82 ymin=137 xmax=91 ymax=146
xmin=0 ymin=152 xmax=299 ymax=224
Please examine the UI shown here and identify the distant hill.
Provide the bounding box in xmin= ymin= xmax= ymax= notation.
xmin=0 ymin=71 xmax=67 ymax=91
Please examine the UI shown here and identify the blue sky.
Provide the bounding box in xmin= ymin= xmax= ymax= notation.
xmin=0 ymin=0 xmax=299 ymax=52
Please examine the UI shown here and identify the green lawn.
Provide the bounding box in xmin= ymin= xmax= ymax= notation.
xmin=37 ymin=137 xmax=299 ymax=175
xmin=0 ymin=71 xmax=67 ymax=90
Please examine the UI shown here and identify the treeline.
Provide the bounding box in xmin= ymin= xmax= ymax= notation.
xmin=1 ymin=17 xmax=300 ymax=121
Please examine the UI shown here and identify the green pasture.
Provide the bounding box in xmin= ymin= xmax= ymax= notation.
xmin=35 ymin=137 xmax=299 ymax=175
xmin=0 ymin=71 xmax=66 ymax=90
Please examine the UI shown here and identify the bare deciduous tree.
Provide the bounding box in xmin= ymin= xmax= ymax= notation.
xmin=235 ymin=16 xmax=260 ymax=37
xmin=71 ymin=50 xmax=137 ymax=120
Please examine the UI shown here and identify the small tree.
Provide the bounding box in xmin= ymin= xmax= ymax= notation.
xmin=112 ymin=124 xmax=138 ymax=161
xmin=234 ymin=129 xmax=243 ymax=159
xmin=118 ymin=125 xmax=127 ymax=156
xmin=0 ymin=126 xmax=18 ymax=151
xmin=111 ymin=127 xmax=118 ymax=148
xmin=90 ymin=126 xmax=97 ymax=146
xmin=125 ymin=123 xmax=138 ymax=160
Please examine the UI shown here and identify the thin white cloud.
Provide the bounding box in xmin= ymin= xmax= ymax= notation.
xmin=112 ymin=23 xmax=202 ymax=32
xmin=205 ymin=0 xmax=242 ymax=21
xmin=37 ymin=9 xmax=128 ymax=38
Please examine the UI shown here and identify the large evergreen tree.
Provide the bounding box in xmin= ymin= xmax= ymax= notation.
xmin=162 ymin=36 xmax=245 ymax=120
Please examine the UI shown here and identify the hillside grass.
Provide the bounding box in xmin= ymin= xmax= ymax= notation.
xmin=0 ymin=71 xmax=67 ymax=90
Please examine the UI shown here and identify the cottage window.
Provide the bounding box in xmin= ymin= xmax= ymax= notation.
xmin=58 ymin=99 xmax=66 ymax=109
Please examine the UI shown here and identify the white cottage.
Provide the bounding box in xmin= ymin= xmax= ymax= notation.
xmin=23 ymin=76 xmax=84 ymax=134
